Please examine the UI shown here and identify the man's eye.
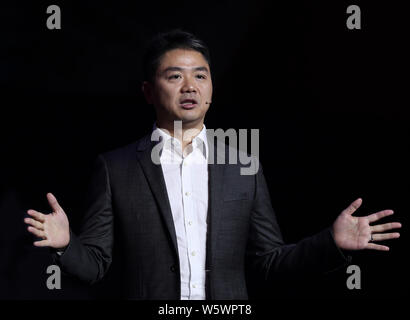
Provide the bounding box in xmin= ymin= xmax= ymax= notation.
xmin=196 ymin=74 xmax=206 ymax=79
xmin=168 ymin=74 xmax=181 ymax=80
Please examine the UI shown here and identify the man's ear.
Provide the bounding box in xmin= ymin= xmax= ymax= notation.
xmin=142 ymin=81 xmax=154 ymax=104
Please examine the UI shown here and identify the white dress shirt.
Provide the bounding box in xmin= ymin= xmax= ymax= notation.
xmin=153 ymin=124 xmax=209 ymax=300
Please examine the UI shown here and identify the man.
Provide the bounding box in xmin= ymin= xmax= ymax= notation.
xmin=24 ymin=30 xmax=401 ymax=299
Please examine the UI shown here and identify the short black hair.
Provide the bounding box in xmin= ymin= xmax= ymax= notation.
xmin=142 ymin=29 xmax=211 ymax=82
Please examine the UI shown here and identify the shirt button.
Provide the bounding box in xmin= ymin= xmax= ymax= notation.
xmin=188 ymin=221 xmax=192 ymax=226
xmin=183 ymin=162 xmax=187 ymax=166
xmin=192 ymin=284 xmax=196 ymax=288
xmin=191 ymin=251 xmax=196 ymax=256
xmin=185 ymin=192 xmax=190 ymax=196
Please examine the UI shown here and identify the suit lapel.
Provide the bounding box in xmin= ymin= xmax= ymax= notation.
xmin=135 ymin=135 xmax=179 ymax=257
xmin=206 ymin=135 xmax=227 ymax=275
xmin=207 ymin=163 xmax=225 ymax=259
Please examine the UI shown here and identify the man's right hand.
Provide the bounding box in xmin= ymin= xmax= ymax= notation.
xmin=24 ymin=193 xmax=70 ymax=249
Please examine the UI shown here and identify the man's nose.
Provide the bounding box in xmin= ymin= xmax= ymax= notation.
xmin=181 ymin=77 xmax=197 ymax=93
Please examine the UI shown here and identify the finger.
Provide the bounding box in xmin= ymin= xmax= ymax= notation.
xmin=27 ymin=210 xmax=46 ymax=223
xmin=370 ymin=222 xmax=402 ymax=233
xmin=367 ymin=209 xmax=394 ymax=223
xmin=47 ymin=192 xmax=62 ymax=212
xmin=27 ymin=226 xmax=46 ymax=239
xmin=343 ymin=198 xmax=363 ymax=216
xmin=365 ymin=243 xmax=389 ymax=251
xmin=24 ymin=218 xmax=44 ymax=230
xmin=372 ymin=232 xmax=400 ymax=241
xmin=33 ymin=240 xmax=50 ymax=247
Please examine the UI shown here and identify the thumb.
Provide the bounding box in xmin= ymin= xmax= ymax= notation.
xmin=47 ymin=192 xmax=62 ymax=213
xmin=343 ymin=197 xmax=363 ymax=216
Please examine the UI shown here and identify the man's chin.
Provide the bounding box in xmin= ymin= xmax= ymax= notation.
xmin=178 ymin=116 xmax=204 ymax=128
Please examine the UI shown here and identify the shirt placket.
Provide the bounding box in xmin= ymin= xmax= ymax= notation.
xmin=181 ymin=152 xmax=201 ymax=299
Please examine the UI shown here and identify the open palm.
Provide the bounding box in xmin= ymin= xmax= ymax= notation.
xmin=24 ymin=193 xmax=70 ymax=249
xmin=332 ymin=198 xmax=401 ymax=251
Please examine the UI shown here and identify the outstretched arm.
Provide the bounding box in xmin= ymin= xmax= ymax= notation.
xmin=246 ymin=164 xmax=402 ymax=282
xmin=24 ymin=155 xmax=114 ymax=284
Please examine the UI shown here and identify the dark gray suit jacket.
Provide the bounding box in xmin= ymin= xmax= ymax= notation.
xmin=55 ymin=133 xmax=349 ymax=299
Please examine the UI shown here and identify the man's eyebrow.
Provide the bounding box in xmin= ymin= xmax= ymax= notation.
xmin=162 ymin=66 xmax=209 ymax=74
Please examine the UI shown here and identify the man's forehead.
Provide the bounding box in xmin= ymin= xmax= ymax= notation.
xmin=161 ymin=66 xmax=210 ymax=74
xmin=159 ymin=49 xmax=209 ymax=70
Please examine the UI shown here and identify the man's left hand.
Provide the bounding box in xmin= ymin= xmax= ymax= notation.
xmin=332 ymin=198 xmax=401 ymax=251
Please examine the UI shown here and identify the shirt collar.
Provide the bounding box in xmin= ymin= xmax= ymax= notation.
xmin=152 ymin=123 xmax=208 ymax=160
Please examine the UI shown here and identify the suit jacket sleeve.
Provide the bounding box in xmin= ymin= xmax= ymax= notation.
xmin=53 ymin=154 xmax=114 ymax=284
xmin=246 ymin=162 xmax=351 ymax=282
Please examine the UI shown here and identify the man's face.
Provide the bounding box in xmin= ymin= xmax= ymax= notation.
xmin=143 ymin=48 xmax=213 ymax=130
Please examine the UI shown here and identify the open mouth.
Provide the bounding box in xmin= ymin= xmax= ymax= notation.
xmin=180 ymin=98 xmax=198 ymax=109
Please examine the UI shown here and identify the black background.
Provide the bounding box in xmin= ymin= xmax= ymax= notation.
xmin=0 ymin=0 xmax=408 ymax=300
